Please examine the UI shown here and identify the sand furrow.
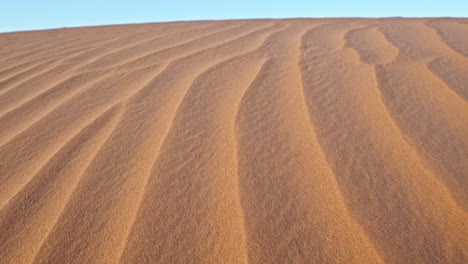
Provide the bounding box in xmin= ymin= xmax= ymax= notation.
xmin=0 ymin=61 xmax=57 ymax=97
xmin=375 ymin=23 xmax=468 ymax=210
xmin=0 ymin=67 xmax=132 ymax=145
xmin=0 ymin=21 xmax=211 ymax=64
xmin=300 ymin=22 xmax=467 ymax=263
xmin=0 ymin=52 xmax=77 ymax=78
xmin=1 ymin=22 xmax=231 ymax=76
xmin=374 ymin=58 xmax=468 ymax=210
xmin=345 ymin=24 xmax=467 ymax=210
xmin=0 ymin=104 xmax=123 ymax=264
xmin=0 ymin=60 xmax=44 ymax=81
xmin=0 ymin=65 xmax=161 ymax=208
xmin=0 ymin=59 xmax=55 ymax=83
xmin=0 ymin=22 xmax=174 ymax=65
xmin=0 ymin=58 xmax=103 ymax=116
xmin=0 ymin=61 xmax=57 ymax=95
xmin=0 ymin=34 xmax=135 ymax=73
xmin=6 ymin=38 xmax=120 ymax=66
xmin=0 ymin=23 xmax=212 ymax=114
xmin=0 ymin=26 xmax=129 ymax=60
xmin=117 ymin=26 xmax=288 ymax=261
xmin=31 ymin=25 xmax=278 ymax=264
xmin=344 ymin=26 xmax=398 ymax=65
xmin=99 ymin=23 xmax=269 ymax=73
xmin=0 ymin=23 xmax=275 ymax=148
xmin=404 ymin=22 xmax=468 ymax=103
xmin=0 ymin=37 xmax=77 ymax=62
xmin=119 ymin=52 xmax=266 ymax=264
xmin=0 ymin=36 xmax=109 ymax=65
xmin=0 ymin=37 xmax=123 ymax=71
xmin=376 ymin=20 xmax=468 ymax=103
xmin=407 ymin=20 xmax=468 ymax=102
xmin=73 ymin=21 xmax=243 ymax=72
xmin=0 ymin=35 xmax=84 ymax=57
xmin=0 ymin=22 xmax=253 ymax=117
xmin=424 ymin=18 xmax=468 ymax=57
xmin=231 ymin=62 xmax=267 ymax=264
xmin=427 ymin=57 xmax=468 ymax=102
xmin=233 ymin=22 xmax=384 ymax=263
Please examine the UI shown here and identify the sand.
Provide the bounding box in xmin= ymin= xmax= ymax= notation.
xmin=0 ymin=18 xmax=467 ymax=264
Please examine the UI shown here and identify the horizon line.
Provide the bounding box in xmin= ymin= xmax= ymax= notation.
xmin=1 ymin=16 xmax=466 ymax=34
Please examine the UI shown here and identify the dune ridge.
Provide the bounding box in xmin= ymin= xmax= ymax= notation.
xmin=0 ymin=18 xmax=467 ymax=264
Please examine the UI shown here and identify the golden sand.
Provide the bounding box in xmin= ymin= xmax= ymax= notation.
xmin=0 ymin=18 xmax=467 ymax=263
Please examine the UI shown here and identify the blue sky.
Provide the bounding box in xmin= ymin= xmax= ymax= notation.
xmin=1 ymin=0 xmax=467 ymax=32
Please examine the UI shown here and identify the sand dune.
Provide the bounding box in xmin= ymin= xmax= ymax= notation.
xmin=0 ymin=18 xmax=467 ymax=264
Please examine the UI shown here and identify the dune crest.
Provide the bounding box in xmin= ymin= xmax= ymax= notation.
xmin=0 ymin=18 xmax=467 ymax=264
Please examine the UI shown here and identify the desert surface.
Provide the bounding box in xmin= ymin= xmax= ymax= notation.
xmin=0 ymin=18 xmax=467 ymax=263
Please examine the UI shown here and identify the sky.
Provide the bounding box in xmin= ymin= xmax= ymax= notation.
xmin=1 ymin=0 xmax=467 ymax=32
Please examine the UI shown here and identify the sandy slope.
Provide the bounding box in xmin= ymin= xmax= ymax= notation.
xmin=0 ymin=18 xmax=466 ymax=264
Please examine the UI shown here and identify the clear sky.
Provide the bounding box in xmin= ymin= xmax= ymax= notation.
xmin=1 ymin=0 xmax=467 ymax=32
